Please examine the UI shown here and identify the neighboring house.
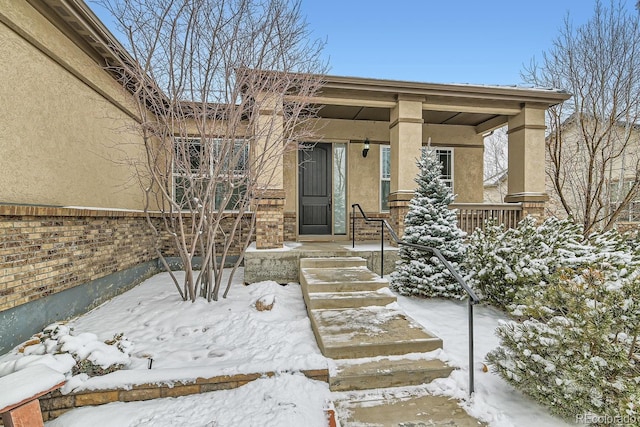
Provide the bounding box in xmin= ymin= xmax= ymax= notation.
xmin=481 ymin=115 xmax=640 ymax=230
xmin=483 ymin=170 xmax=508 ymax=204
xmin=546 ymin=114 xmax=640 ymax=231
xmin=0 ymin=0 xmax=570 ymax=352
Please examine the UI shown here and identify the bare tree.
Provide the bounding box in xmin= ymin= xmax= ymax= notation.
xmin=523 ymin=0 xmax=640 ymax=235
xmin=483 ymin=127 xmax=508 ymax=203
xmin=484 ymin=127 xmax=508 ymax=181
xmin=101 ymin=0 xmax=326 ymax=301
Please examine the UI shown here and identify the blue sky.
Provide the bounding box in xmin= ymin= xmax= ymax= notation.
xmin=90 ymin=0 xmax=638 ymax=86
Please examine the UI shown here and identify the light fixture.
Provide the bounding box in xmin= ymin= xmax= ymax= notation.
xmin=362 ymin=138 xmax=370 ymax=158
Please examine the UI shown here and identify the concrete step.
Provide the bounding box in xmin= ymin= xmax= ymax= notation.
xmin=299 ymin=257 xmax=367 ymax=269
xmin=300 ymin=266 xmax=388 ymax=293
xmin=306 ymin=289 xmax=396 ymax=309
xmin=330 ymin=356 xmax=453 ymax=391
xmin=334 ymin=393 xmax=487 ymax=427
xmin=309 ymin=306 xmax=443 ymax=359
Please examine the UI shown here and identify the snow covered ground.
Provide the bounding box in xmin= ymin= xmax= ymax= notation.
xmin=396 ymin=296 xmax=573 ymax=427
xmin=0 ymin=269 xmax=574 ymax=426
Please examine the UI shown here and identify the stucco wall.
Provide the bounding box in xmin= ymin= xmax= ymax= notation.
xmin=284 ymin=148 xmax=298 ymax=212
xmin=424 ymin=124 xmax=484 ymax=203
xmin=348 ymin=142 xmax=382 ymax=212
xmin=0 ymin=1 xmax=146 ymax=210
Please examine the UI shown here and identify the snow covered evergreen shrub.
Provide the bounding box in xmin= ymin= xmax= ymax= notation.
xmin=390 ymin=149 xmax=466 ymax=299
xmin=487 ymin=268 xmax=640 ymax=423
xmin=463 ymin=216 xmax=586 ymax=308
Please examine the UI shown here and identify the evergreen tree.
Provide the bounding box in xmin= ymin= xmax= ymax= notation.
xmin=390 ymin=149 xmax=466 ymax=298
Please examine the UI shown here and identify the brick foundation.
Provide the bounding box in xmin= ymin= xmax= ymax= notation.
xmin=0 ymin=206 xmax=158 ymax=313
xmin=0 ymin=206 xmax=257 ymax=312
xmin=284 ymin=212 xmax=296 ymax=241
xmin=389 ymin=192 xmax=413 ymax=244
xmin=350 ymin=212 xmax=392 ymax=241
xmin=521 ymin=201 xmax=547 ymax=224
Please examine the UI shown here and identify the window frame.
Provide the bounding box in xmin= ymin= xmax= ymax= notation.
xmin=380 ymin=145 xmax=391 ymax=212
xmin=609 ymin=178 xmax=640 ymax=222
xmin=172 ymin=137 xmax=249 ymax=212
xmin=435 ymin=147 xmax=454 ymax=191
xmin=380 ymin=146 xmax=455 ymax=212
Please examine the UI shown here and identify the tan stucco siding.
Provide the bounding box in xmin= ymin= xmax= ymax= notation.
xmin=303 ymin=118 xmax=390 ymax=213
xmin=290 ymin=119 xmax=485 ymax=213
xmin=284 ymin=148 xmax=297 ymax=212
xmin=309 ymin=118 xmax=389 ymax=142
xmin=348 ymin=142 xmax=381 ymax=212
xmin=453 ymin=147 xmax=484 ymax=202
xmin=0 ymin=2 xmax=146 ymax=209
xmin=424 ymin=124 xmax=484 ymax=203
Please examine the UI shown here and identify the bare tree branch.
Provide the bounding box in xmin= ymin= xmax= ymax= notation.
xmin=101 ymin=0 xmax=326 ymax=301
xmin=523 ymin=0 xmax=640 ymax=234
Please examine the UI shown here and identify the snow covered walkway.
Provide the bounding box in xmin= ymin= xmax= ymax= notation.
xmin=300 ymin=257 xmax=486 ymax=426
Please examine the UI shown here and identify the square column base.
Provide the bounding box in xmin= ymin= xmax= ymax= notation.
xmin=504 ymin=193 xmax=548 ymax=224
xmin=389 ymin=191 xmax=414 ymax=244
xmin=255 ymin=190 xmax=286 ymax=250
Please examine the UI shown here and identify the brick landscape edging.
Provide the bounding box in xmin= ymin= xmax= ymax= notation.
xmin=39 ymin=369 xmax=329 ymax=421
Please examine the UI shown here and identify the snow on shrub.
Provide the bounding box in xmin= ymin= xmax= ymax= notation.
xmin=16 ymin=323 xmax=131 ymax=377
xmin=487 ymin=268 xmax=640 ymax=423
xmin=390 ymin=149 xmax=466 ymax=299
xmin=463 ymin=216 xmax=635 ymax=309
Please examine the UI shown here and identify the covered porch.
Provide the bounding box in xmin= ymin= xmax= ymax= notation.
xmin=252 ymin=75 xmax=570 ymax=250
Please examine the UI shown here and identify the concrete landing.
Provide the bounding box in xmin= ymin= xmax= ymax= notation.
xmin=244 ymin=241 xmax=399 ymax=284
xmin=334 ymin=394 xmax=486 ymax=427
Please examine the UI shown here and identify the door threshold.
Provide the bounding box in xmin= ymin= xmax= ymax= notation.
xmin=297 ymin=235 xmax=349 ymax=242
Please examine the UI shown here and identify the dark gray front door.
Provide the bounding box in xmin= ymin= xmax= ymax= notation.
xmin=299 ymin=143 xmax=332 ymax=235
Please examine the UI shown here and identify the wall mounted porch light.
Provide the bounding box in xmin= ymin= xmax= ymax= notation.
xmin=362 ymin=138 xmax=370 ymax=158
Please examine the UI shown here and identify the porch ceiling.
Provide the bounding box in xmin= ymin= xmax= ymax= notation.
xmin=311 ymin=74 xmax=571 ymax=129
xmin=315 ymin=104 xmax=500 ymax=127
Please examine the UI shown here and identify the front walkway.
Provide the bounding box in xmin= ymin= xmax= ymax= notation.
xmin=298 ymin=256 xmax=485 ymax=426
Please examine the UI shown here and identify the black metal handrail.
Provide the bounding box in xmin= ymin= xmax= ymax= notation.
xmin=351 ymin=203 xmax=480 ymax=397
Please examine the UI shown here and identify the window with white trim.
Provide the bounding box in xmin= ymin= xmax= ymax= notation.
xmin=381 ymin=146 xmax=391 ymax=211
xmin=380 ymin=146 xmax=454 ymax=212
xmin=173 ymin=137 xmax=249 ymax=211
xmin=435 ymin=148 xmax=454 ymax=190
xmin=421 ymin=146 xmax=454 ymax=189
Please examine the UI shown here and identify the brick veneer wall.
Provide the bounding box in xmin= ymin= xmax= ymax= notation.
xmin=157 ymin=213 xmax=253 ymax=258
xmin=255 ymin=192 xmax=285 ymax=249
xmin=0 ymin=206 xmax=253 ymax=313
xmin=350 ymin=212 xmax=393 ymax=241
xmin=284 ymin=212 xmax=296 ymax=241
xmin=0 ymin=206 xmax=157 ymax=312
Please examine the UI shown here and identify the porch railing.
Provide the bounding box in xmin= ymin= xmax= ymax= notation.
xmin=351 ymin=203 xmax=480 ymax=397
xmin=450 ymin=203 xmax=522 ymax=234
